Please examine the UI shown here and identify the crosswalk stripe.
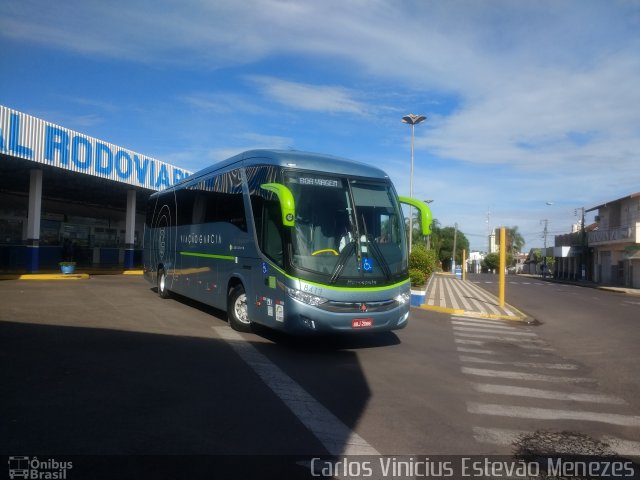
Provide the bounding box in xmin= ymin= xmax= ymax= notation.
xmin=455 ymin=338 xmax=486 ymax=346
xmin=454 ymin=332 xmax=546 ymax=343
xmin=448 ymin=279 xmax=492 ymax=315
xmin=462 ymin=281 xmax=516 ymax=316
xmin=459 ymin=356 xmax=578 ymax=370
xmin=461 ymin=367 xmax=593 ymax=384
xmin=452 ymin=320 xmax=518 ymax=330
xmin=467 ymin=402 xmax=640 ymax=427
xmin=470 ymin=383 xmax=627 ymax=404
xmin=452 ymin=315 xmax=511 ymax=323
xmin=515 ymin=344 xmax=555 ymax=351
xmin=472 ymin=426 xmax=523 ymax=446
xmin=453 ymin=326 xmax=537 ymax=337
xmin=455 ymin=338 xmax=553 ymax=351
xmin=445 ymin=278 xmax=471 ymax=311
xmin=456 ymin=347 xmax=496 ymax=355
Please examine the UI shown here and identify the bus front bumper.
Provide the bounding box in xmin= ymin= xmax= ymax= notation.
xmin=281 ymin=299 xmax=410 ymax=334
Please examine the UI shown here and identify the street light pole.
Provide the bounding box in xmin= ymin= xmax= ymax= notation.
xmin=402 ymin=113 xmax=426 ymax=253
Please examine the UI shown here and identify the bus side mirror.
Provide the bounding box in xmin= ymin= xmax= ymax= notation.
xmin=260 ymin=183 xmax=296 ymax=227
xmin=398 ymin=196 xmax=433 ymax=236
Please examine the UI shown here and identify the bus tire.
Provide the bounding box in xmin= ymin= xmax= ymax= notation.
xmin=158 ymin=267 xmax=171 ymax=299
xmin=228 ymin=284 xmax=252 ymax=332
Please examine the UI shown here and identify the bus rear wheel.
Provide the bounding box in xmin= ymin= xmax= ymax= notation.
xmin=158 ymin=267 xmax=171 ymax=299
xmin=228 ymin=284 xmax=252 ymax=332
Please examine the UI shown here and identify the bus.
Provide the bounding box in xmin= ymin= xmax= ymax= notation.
xmin=143 ymin=149 xmax=432 ymax=334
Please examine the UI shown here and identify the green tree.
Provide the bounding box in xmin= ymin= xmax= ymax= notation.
xmin=408 ymin=210 xmax=435 ymax=248
xmin=437 ymin=226 xmax=470 ymax=272
xmin=506 ymin=226 xmax=525 ymax=265
xmin=482 ymin=251 xmax=513 ymax=272
xmin=507 ymin=226 xmax=525 ymax=253
xmin=409 ymin=244 xmax=437 ymax=284
xmin=482 ymin=252 xmax=500 ymax=271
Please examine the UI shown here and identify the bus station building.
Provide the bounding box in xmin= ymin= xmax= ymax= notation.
xmin=0 ymin=105 xmax=191 ymax=272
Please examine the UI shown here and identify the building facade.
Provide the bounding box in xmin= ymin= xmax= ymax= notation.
xmin=0 ymin=106 xmax=191 ymax=272
xmin=586 ymin=192 xmax=640 ymax=287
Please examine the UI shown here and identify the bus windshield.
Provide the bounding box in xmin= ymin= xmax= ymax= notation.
xmin=284 ymin=171 xmax=407 ymax=285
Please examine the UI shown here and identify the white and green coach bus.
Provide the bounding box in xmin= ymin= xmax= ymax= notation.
xmin=143 ymin=150 xmax=432 ymax=334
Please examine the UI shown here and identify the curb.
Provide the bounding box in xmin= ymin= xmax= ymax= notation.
xmin=419 ymin=303 xmax=527 ymax=322
xmin=0 ymin=270 xmax=143 ymax=280
xmin=16 ymin=273 xmax=90 ymax=280
xmin=419 ymin=304 xmax=465 ymax=315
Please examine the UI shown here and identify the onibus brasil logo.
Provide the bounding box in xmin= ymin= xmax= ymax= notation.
xmin=8 ymin=456 xmax=73 ymax=479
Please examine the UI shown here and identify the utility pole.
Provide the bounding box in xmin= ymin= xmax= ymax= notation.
xmin=541 ymin=218 xmax=549 ymax=277
xmin=576 ymin=207 xmax=586 ymax=280
xmin=451 ymin=222 xmax=458 ymax=272
xmin=486 ymin=209 xmax=491 ymax=253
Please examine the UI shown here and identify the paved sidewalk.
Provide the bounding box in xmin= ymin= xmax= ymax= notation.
xmin=421 ymin=273 xmax=526 ymax=321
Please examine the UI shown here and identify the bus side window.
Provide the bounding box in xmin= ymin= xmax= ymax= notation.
xmin=263 ymin=201 xmax=284 ymax=266
xmin=191 ymin=171 xmax=247 ymax=231
xmin=246 ymin=165 xmax=284 ymax=267
xmin=176 ymin=188 xmax=196 ymax=226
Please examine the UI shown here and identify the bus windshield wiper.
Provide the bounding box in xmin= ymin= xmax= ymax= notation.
xmin=328 ymin=241 xmax=356 ymax=284
xmin=361 ymin=214 xmax=392 ymax=280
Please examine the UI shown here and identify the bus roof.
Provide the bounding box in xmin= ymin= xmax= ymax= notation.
xmin=175 ymin=149 xmax=390 ymax=187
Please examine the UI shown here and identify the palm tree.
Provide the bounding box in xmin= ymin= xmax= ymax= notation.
xmin=507 ymin=226 xmax=525 ymax=254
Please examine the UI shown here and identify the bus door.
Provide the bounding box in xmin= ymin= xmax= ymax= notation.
xmin=248 ymin=179 xmax=289 ymax=327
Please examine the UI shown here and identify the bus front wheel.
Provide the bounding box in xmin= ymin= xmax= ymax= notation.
xmin=228 ymin=284 xmax=252 ymax=332
xmin=158 ymin=267 xmax=171 ymax=299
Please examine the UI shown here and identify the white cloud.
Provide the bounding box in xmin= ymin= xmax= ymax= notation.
xmin=248 ymin=76 xmax=369 ymax=115
xmin=207 ymin=132 xmax=294 ymax=161
xmin=3 ymin=0 xmax=640 ymax=250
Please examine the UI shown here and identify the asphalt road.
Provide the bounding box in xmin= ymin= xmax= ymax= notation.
xmin=1 ymin=275 xmax=639 ymax=478
xmin=467 ymin=273 xmax=640 ymax=409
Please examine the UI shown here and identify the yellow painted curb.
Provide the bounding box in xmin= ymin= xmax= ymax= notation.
xmin=419 ymin=303 xmax=528 ymax=322
xmin=18 ymin=273 xmax=90 ymax=280
xmin=419 ymin=304 xmax=465 ymax=315
xmin=458 ymin=311 xmax=527 ymax=322
xmin=123 ymin=270 xmax=144 ymax=275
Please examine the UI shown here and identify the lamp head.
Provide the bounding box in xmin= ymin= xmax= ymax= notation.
xmin=402 ymin=114 xmax=427 ymax=125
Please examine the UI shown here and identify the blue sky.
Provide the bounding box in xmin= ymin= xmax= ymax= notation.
xmin=2 ymin=0 xmax=639 ymax=251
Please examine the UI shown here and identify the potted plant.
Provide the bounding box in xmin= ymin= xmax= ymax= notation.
xmin=408 ymin=245 xmax=437 ymax=306
xmin=409 ymin=268 xmax=427 ymax=306
xmin=59 ymin=261 xmax=77 ymax=274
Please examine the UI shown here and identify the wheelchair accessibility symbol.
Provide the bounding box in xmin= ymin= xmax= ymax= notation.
xmin=362 ymin=257 xmax=373 ymax=272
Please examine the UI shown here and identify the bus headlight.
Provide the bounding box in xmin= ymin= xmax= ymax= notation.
xmin=395 ymin=292 xmax=411 ymax=305
xmin=286 ymin=287 xmax=328 ymax=306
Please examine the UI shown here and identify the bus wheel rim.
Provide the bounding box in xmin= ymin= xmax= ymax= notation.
xmin=234 ymin=293 xmax=249 ymax=324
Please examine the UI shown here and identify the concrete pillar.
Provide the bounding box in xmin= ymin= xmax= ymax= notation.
xmin=26 ymin=169 xmax=43 ymax=272
xmin=124 ymin=189 xmax=136 ymax=269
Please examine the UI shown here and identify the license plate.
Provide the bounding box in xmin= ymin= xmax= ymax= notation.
xmin=352 ymin=318 xmax=373 ymax=328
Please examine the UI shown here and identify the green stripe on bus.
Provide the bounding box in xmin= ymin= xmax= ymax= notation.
xmin=265 ymin=261 xmax=410 ymax=292
xmin=296 ymin=277 xmax=410 ymax=292
xmin=179 ymin=251 xmax=236 ymax=261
